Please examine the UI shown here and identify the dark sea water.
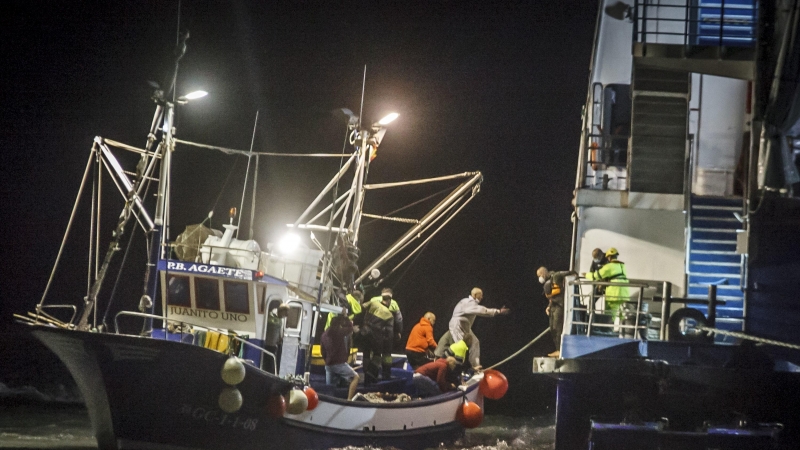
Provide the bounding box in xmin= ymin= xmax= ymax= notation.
xmin=0 ymin=402 xmax=555 ymax=450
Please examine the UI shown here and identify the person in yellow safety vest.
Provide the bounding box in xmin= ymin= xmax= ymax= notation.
xmin=444 ymin=334 xmax=473 ymax=364
xmin=585 ymin=248 xmax=630 ymax=316
xmin=324 ymin=290 xmax=363 ymax=330
xmin=360 ymin=287 xmax=403 ymax=384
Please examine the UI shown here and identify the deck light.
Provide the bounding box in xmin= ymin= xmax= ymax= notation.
xmin=377 ymin=112 xmax=399 ymax=126
xmin=278 ymin=233 xmax=301 ymax=254
xmin=184 ymin=90 xmax=208 ymax=100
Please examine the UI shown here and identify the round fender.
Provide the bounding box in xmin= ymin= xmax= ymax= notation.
xmin=218 ymin=387 xmax=242 ymax=413
xmin=266 ymin=394 xmax=286 ymax=418
xmin=456 ymin=400 xmax=483 ymax=428
xmin=221 ymin=357 xmax=246 ymax=386
xmin=303 ymin=386 xmax=319 ymax=411
xmin=479 ymin=369 xmax=509 ymax=400
xmin=668 ymin=308 xmax=711 ymax=343
xmin=286 ymin=389 xmax=308 ymax=415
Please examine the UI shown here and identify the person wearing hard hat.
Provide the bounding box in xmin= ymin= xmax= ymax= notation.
xmin=537 ymin=267 xmax=578 ymax=358
xmin=585 ymin=248 xmax=630 ymax=317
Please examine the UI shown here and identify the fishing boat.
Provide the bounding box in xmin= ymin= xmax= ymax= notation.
xmin=533 ymin=1 xmax=800 ymax=448
xmin=19 ymin=33 xmax=498 ymax=450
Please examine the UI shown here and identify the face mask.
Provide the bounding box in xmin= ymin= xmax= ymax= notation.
xmin=593 ymin=258 xmax=602 ymax=263
xmin=382 ymin=295 xmax=391 ymax=301
xmin=538 ymin=276 xmax=545 ymax=284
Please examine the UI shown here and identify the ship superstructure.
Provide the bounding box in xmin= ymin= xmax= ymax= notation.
xmin=536 ymin=1 xmax=800 ymax=448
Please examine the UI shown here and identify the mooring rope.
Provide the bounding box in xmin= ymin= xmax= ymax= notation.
xmin=698 ymin=326 xmax=800 ymax=350
xmin=485 ymin=328 xmax=550 ymax=371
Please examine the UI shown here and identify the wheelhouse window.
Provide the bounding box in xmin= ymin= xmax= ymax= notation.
xmin=166 ymin=275 xmax=191 ymax=307
xmin=224 ymin=281 xmax=250 ymax=314
xmin=194 ymin=278 xmax=220 ymax=311
xmin=285 ymin=304 xmax=302 ymax=330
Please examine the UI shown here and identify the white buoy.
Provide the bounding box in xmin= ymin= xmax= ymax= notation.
xmin=221 ymin=357 xmax=246 ymax=386
xmin=286 ymin=389 xmax=308 ymax=415
xmin=218 ymin=386 xmax=243 ymax=413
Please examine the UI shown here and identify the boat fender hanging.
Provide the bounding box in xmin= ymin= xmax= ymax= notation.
xmin=456 ymin=399 xmax=483 ymax=428
xmin=286 ymin=389 xmax=308 ymax=415
xmin=667 ymin=308 xmax=711 ymax=343
xmin=221 ymin=357 xmax=246 ymax=385
xmin=479 ymin=369 xmax=509 ymax=400
xmin=218 ymin=386 xmax=243 ymax=413
xmin=266 ymin=394 xmax=286 ymax=418
xmin=303 ymin=386 xmax=319 ymax=411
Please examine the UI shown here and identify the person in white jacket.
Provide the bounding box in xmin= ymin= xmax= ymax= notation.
xmin=434 ymin=287 xmax=509 ymax=370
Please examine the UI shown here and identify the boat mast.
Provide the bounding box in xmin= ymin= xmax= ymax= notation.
xmin=141 ymin=33 xmax=189 ymax=334
xmin=350 ymin=131 xmax=369 ymax=246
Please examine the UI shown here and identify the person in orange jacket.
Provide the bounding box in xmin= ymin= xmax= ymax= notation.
xmin=405 ymin=312 xmax=437 ymax=369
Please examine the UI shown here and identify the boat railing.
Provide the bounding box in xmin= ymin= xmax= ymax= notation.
xmin=633 ymin=0 xmax=757 ymax=48
xmin=230 ymin=335 xmax=278 ymax=376
xmin=113 ymin=311 xmax=278 ymax=374
xmin=564 ymin=278 xmax=678 ymax=340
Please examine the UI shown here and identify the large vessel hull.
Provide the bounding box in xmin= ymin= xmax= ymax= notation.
xmin=32 ymin=326 xmax=477 ymax=450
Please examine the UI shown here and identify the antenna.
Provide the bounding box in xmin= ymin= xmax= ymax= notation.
xmin=237 ymin=111 xmax=260 ymax=238
xmin=358 ymin=65 xmax=366 ymax=130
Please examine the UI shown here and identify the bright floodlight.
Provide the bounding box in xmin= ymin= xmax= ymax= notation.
xmin=184 ymin=90 xmax=208 ymax=100
xmin=278 ymin=233 xmax=301 ymax=254
xmin=378 ymin=112 xmax=399 ymax=125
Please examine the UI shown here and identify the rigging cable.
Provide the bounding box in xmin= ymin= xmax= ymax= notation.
xmin=485 ymin=328 xmax=551 ymax=371
xmin=38 ymin=146 xmax=96 ymax=308
xmin=361 ymin=185 xmax=453 ymax=228
xmin=209 ymin=155 xmax=242 ymax=216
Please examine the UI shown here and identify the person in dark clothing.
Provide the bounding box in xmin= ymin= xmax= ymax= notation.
xmin=412 ymin=356 xmax=458 ymax=398
xmin=589 ymin=248 xmax=609 ymax=273
xmin=321 ymin=315 xmax=359 ymax=400
xmin=537 ymin=267 xmax=577 ymax=357
xmin=589 ymin=248 xmax=609 ymax=299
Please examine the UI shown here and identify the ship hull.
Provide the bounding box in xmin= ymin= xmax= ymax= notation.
xmin=536 ymin=338 xmax=800 ymax=450
xmin=31 ymin=326 xmax=477 ymax=450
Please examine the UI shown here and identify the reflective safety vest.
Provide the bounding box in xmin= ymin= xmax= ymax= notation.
xmin=448 ymin=339 xmax=469 ymax=361
xmin=324 ymin=294 xmax=363 ymax=330
xmin=587 ymin=261 xmax=630 ymax=313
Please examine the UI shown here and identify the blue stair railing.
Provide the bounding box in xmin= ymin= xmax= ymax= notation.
xmin=686 ymin=195 xmax=745 ymax=340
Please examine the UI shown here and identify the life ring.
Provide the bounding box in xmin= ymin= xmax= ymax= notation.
xmin=667 ymin=308 xmax=711 ymax=343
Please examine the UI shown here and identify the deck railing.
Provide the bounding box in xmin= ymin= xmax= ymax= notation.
xmin=633 ymin=0 xmax=758 ymax=48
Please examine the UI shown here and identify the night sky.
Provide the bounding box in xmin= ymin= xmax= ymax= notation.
xmin=2 ymin=1 xmax=596 ymax=414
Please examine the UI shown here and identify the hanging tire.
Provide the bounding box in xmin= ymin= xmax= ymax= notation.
xmin=667 ymin=308 xmax=711 ymax=343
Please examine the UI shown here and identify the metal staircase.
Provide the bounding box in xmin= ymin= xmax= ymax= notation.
xmin=629 ymin=64 xmax=690 ymax=194
xmin=687 ymin=195 xmax=745 ymax=337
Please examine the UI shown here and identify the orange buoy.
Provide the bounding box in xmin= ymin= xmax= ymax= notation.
xmin=304 ymin=386 xmax=319 ymax=411
xmin=479 ymin=369 xmax=509 ymax=400
xmin=456 ymin=400 xmax=483 ymax=428
xmin=266 ymin=394 xmax=286 ymax=419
